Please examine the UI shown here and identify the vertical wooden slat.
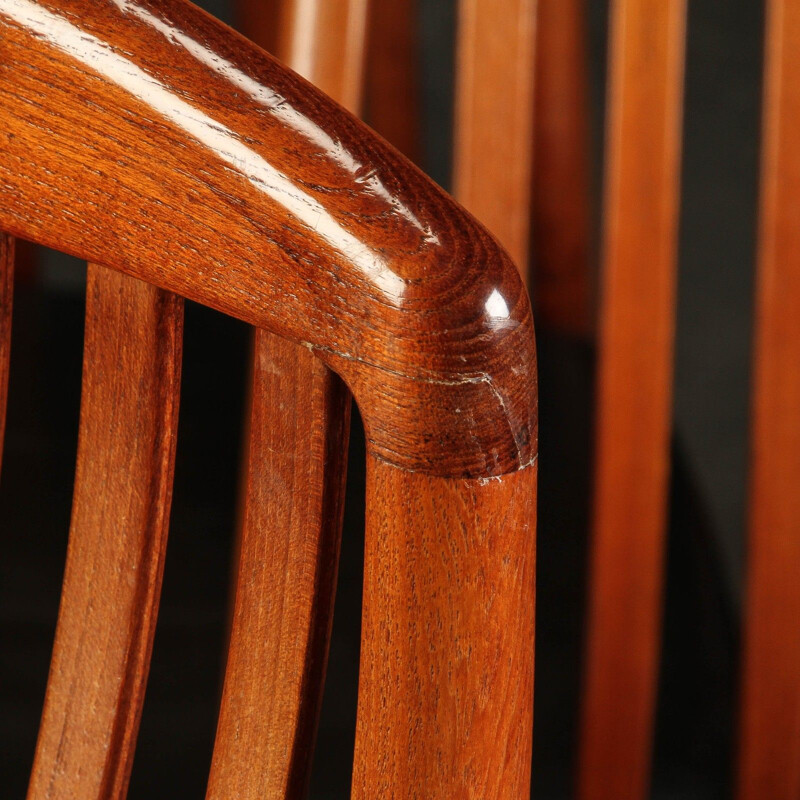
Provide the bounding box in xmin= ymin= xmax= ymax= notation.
xmin=278 ymin=0 xmax=369 ymax=114
xmin=578 ymin=0 xmax=686 ymax=798
xmin=532 ymin=0 xmax=593 ymax=337
xmin=28 ymin=265 xmax=183 ymax=800
xmin=207 ymin=1 xmax=367 ymax=796
xmin=366 ymin=0 xmax=422 ymax=164
xmin=206 ymin=333 xmax=350 ymax=800
xmin=738 ymin=2 xmax=800 ymax=797
xmin=453 ymin=0 xmax=537 ymax=275
xmin=0 ymin=233 xmax=13 ymax=477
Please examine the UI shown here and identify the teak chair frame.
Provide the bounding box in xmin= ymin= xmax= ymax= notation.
xmin=0 ymin=0 xmax=537 ymax=798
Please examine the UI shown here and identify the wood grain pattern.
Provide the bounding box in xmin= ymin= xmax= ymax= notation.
xmin=0 ymin=0 xmax=536 ymax=477
xmin=738 ymin=1 xmax=800 ymax=797
xmin=578 ymin=0 xmax=686 ymax=798
xmin=366 ymin=0 xmax=422 ymax=164
xmin=208 ymin=0 xmax=361 ymax=795
xmin=3 ymin=4 xmax=538 ymax=796
xmin=454 ymin=0 xmax=537 ymax=275
xmin=27 ymin=264 xmax=183 ymax=800
xmin=351 ymin=456 xmax=537 ymax=799
xmin=0 ymin=233 xmax=13 ymax=477
xmin=532 ymin=0 xmax=593 ymax=336
xmin=208 ymin=333 xmax=350 ymax=799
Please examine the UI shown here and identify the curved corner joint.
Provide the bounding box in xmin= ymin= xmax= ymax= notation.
xmin=0 ymin=0 xmax=537 ymax=477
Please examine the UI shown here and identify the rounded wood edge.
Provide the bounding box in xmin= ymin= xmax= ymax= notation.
xmin=0 ymin=0 xmax=537 ymax=478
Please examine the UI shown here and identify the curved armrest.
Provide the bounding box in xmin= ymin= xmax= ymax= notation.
xmin=0 ymin=0 xmax=536 ymax=478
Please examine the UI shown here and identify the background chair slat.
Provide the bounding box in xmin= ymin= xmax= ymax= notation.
xmin=208 ymin=1 xmax=365 ymax=795
xmin=578 ymin=0 xmax=687 ymax=797
xmin=532 ymin=0 xmax=593 ymax=337
xmin=454 ymin=0 xmax=536 ymax=276
xmin=276 ymin=0 xmax=369 ymax=115
xmin=0 ymin=233 xmax=12 ymax=478
xmin=366 ymin=0 xmax=422 ymax=165
xmin=27 ymin=265 xmax=182 ymax=800
xmin=738 ymin=1 xmax=800 ymax=796
xmin=206 ymin=332 xmax=350 ymax=799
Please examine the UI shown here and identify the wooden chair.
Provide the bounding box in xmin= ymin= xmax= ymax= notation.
xmin=0 ymin=0 xmax=536 ymax=798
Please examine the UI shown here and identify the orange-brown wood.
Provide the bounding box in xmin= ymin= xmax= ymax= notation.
xmin=1 ymin=3 xmax=538 ymax=796
xmin=27 ymin=264 xmax=183 ymax=800
xmin=0 ymin=0 xmax=536 ymax=477
xmin=277 ymin=0 xmax=368 ymax=114
xmin=0 ymin=233 xmax=13 ymax=476
xmin=208 ymin=0 xmax=364 ymax=795
xmin=578 ymin=0 xmax=686 ymax=798
xmin=207 ymin=335 xmax=350 ymax=799
xmin=454 ymin=0 xmax=536 ymax=276
xmin=532 ymin=0 xmax=593 ymax=336
xmin=366 ymin=0 xmax=422 ymax=164
xmin=351 ymin=456 xmax=537 ymax=799
xmin=738 ymin=2 xmax=800 ymax=797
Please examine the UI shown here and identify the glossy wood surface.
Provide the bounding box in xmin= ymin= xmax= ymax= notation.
xmin=207 ymin=0 xmax=361 ymax=795
xmin=366 ymin=0 xmax=422 ymax=164
xmin=2 ymin=2 xmax=538 ymax=795
xmin=0 ymin=233 xmax=12 ymax=477
xmin=454 ymin=0 xmax=537 ymax=276
xmin=532 ymin=0 xmax=593 ymax=336
xmin=207 ymin=334 xmax=350 ymax=799
xmin=28 ymin=265 xmax=183 ymax=800
xmin=0 ymin=0 xmax=536 ymax=478
xmin=578 ymin=0 xmax=686 ymax=798
xmin=351 ymin=456 xmax=537 ymax=799
xmin=738 ymin=1 xmax=800 ymax=796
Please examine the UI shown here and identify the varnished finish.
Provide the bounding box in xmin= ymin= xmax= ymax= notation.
xmin=0 ymin=233 xmax=12 ymax=476
xmin=0 ymin=0 xmax=536 ymax=477
xmin=3 ymin=2 xmax=538 ymax=796
xmin=578 ymin=0 xmax=686 ymax=798
xmin=366 ymin=0 xmax=422 ymax=164
xmin=28 ymin=265 xmax=183 ymax=800
xmin=738 ymin=2 xmax=800 ymax=796
xmin=454 ymin=0 xmax=536 ymax=275
xmin=351 ymin=456 xmax=537 ymax=799
xmin=208 ymin=1 xmax=361 ymax=795
xmin=532 ymin=0 xmax=593 ymax=336
xmin=207 ymin=334 xmax=350 ymax=799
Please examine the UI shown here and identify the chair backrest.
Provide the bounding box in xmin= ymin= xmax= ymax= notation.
xmin=0 ymin=1 xmax=537 ymax=798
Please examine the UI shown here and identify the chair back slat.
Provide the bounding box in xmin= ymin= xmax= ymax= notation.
xmin=738 ymin=2 xmax=800 ymax=797
xmin=277 ymin=0 xmax=369 ymax=115
xmin=0 ymin=233 xmax=12 ymax=476
xmin=578 ymin=0 xmax=686 ymax=797
xmin=207 ymin=332 xmax=350 ymax=799
xmin=532 ymin=0 xmax=592 ymax=337
xmin=27 ymin=265 xmax=183 ymax=800
xmin=366 ymin=0 xmax=422 ymax=164
xmin=207 ymin=1 xmax=364 ymax=795
xmin=454 ymin=0 xmax=536 ymax=275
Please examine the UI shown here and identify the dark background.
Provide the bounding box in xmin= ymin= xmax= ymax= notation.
xmin=0 ymin=1 xmax=764 ymax=797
